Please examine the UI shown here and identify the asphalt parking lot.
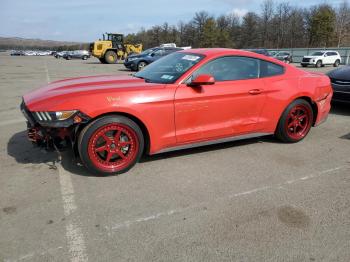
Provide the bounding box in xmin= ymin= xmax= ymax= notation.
xmin=0 ymin=53 xmax=350 ymax=262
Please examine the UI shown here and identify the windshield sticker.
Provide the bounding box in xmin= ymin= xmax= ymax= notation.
xmin=161 ymin=75 xmax=174 ymax=80
xmin=182 ymin=55 xmax=200 ymax=61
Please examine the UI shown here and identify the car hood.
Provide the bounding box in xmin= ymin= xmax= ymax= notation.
xmin=328 ymin=66 xmax=350 ymax=81
xmin=23 ymin=74 xmax=164 ymax=110
xmin=127 ymin=54 xmax=146 ymax=59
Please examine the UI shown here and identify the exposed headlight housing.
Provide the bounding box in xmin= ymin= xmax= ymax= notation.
xmin=31 ymin=110 xmax=90 ymax=127
xmin=34 ymin=110 xmax=77 ymax=121
xmin=55 ymin=110 xmax=77 ymax=121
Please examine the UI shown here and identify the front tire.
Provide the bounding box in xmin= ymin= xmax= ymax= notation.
xmin=104 ymin=51 xmax=117 ymax=64
xmin=334 ymin=59 xmax=340 ymax=67
xmin=315 ymin=60 xmax=322 ymax=68
xmin=137 ymin=61 xmax=147 ymax=71
xmin=78 ymin=115 xmax=144 ymax=175
xmin=275 ymin=99 xmax=313 ymax=143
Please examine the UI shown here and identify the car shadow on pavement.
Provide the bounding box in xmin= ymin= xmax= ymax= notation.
xmin=340 ymin=133 xmax=350 ymax=140
xmin=8 ymin=120 xmax=348 ymax=175
xmin=140 ymin=136 xmax=270 ymax=163
xmin=7 ymin=131 xmax=59 ymax=167
xmin=8 ymin=130 xmax=273 ymax=176
xmin=330 ymin=103 xmax=350 ymax=140
xmin=7 ymin=131 xmax=97 ymax=176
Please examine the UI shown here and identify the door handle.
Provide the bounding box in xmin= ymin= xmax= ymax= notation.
xmin=249 ymin=89 xmax=262 ymax=95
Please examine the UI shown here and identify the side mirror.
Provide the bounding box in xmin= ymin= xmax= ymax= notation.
xmin=188 ymin=74 xmax=215 ymax=87
xmin=324 ymin=54 xmax=327 ymax=57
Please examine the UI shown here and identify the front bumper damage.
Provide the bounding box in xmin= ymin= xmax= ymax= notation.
xmin=20 ymin=101 xmax=90 ymax=150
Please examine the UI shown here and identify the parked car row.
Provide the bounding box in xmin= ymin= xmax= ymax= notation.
xmin=246 ymin=49 xmax=293 ymax=64
xmin=54 ymin=50 xmax=91 ymax=60
xmin=10 ymin=50 xmax=53 ymax=56
xmin=248 ymin=49 xmax=343 ymax=69
xmin=57 ymin=50 xmax=91 ymax=60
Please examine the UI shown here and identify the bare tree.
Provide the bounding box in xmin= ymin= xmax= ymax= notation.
xmin=260 ymin=0 xmax=275 ymax=47
xmin=335 ymin=0 xmax=350 ymax=47
xmin=273 ymin=2 xmax=291 ymax=48
xmin=192 ymin=11 xmax=211 ymax=47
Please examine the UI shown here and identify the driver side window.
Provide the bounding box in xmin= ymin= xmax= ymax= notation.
xmin=153 ymin=49 xmax=165 ymax=56
xmin=192 ymin=56 xmax=259 ymax=81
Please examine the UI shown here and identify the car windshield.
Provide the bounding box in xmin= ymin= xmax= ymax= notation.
xmin=134 ymin=52 xmax=205 ymax=84
xmin=311 ymin=52 xmax=325 ymax=56
xmin=140 ymin=48 xmax=158 ymax=56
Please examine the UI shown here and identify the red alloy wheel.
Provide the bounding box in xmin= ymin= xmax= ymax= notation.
xmin=285 ymin=104 xmax=312 ymax=140
xmin=87 ymin=123 xmax=139 ymax=172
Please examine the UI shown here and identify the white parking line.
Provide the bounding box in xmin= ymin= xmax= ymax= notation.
xmin=43 ymin=63 xmax=88 ymax=262
xmin=57 ymin=163 xmax=88 ymax=262
xmin=107 ymin=165 xmax=349 ymax=232
xmin=44 ymin=60 xmax=51 ymax=83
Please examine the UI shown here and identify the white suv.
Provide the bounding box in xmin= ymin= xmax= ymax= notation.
xmin=301 ymin=51 xmax=341 ymax=68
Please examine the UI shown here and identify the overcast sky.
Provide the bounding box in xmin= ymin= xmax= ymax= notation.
xmin=0 ymin=0 xmax=346 ymax=42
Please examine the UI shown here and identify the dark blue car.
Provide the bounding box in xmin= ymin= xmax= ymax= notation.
xmin=124 ymin=47 xmax=183 ymax=71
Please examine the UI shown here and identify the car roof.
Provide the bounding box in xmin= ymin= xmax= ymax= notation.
xmin=179 ymin=48 xmax=253 ymax=56
xmin=312 ymin=50 xmax=338 ymax=53
xmin=178 ymin=48 xmax=282 ymax=63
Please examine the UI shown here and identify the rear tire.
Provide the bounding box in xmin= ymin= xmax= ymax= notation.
xmin=82 ymin=55 xmax=88 ymax=60
xmin=275 ymin=99 xmax=313 ymax=143
xmin=315 ymin=60 xmax=322 ymax=68
xmin=104 ymin=51 xmax=117 ymax=64
xmin=333 ymin=59 xmax=340 ymax=67
xmin=78 ymin=115 xmax=144 ymax=176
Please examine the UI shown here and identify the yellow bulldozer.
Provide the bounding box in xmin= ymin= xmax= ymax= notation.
xmin=90 ymin=33 xmax=143 ymax=64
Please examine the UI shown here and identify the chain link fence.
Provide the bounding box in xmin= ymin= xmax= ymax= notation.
xmin=267 ymin=48 xmax=350 ymax=65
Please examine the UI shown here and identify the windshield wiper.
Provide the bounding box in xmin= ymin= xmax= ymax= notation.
xmin=133 ymin=74 xmax=153 ymax=83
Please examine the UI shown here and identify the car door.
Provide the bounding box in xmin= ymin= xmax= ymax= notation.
xmin=174 ymin=56 xmax=267 ymax=143
xmin=150 ymin=48 xmax=165 ymax=62
xmin=325 ymin=52 xmax=333 ymax=64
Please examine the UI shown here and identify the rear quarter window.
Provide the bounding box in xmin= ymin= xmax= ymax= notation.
xmin=260 ymin=60 xmax=284 ymax=78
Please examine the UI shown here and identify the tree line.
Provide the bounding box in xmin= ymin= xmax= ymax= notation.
xmin=125 ymin=0 xmax=350 ymax=50
xmin=0 ymin=43 xmax=90 ymax=51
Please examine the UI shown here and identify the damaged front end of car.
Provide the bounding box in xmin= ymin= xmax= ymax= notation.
xmin=20 ymin=100 xmax=90 ymax=152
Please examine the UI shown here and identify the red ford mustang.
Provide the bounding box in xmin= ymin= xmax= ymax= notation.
xmin=21 ymin=49 xmax=332 ymax=175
